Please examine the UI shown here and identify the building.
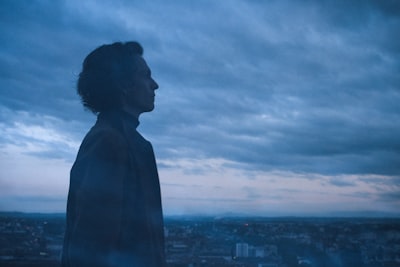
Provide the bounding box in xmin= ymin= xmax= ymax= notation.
xmin=235 ymin=243 xmax=249 ymax=258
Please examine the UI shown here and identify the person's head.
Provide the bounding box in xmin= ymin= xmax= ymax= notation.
xmin=77 ymin=41 xmax=159 ymax=116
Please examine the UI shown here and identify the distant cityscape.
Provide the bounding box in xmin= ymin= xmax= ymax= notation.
xmin=0 ymin=212 xmax=399 ymax=267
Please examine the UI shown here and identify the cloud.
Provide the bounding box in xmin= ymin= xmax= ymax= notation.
xmin=378 ymin=191 xmax=400 ymax=202
xmin=157 ymin=157 xmax=398 ymax=215
xmin=134 ymin=0 xmax=400 ymax=176
xmin=0 ymin=147 xmax=70 ymax=213
xmin=0 ymin=106 xmax=82 ymax=160
xmin=0 ymin=0 xmax=399 ymax=214
xmin=328 ymin=177 xmax=356 ymax=187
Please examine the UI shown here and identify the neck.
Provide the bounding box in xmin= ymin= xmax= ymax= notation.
xmin=122 ymin=106 xmax=141 ymax=121
xmin=119 ymin=108 xmax=140 ymax=129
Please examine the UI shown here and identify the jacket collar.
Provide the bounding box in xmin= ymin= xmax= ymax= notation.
xmin=98 ymin=109 xmax=140 ymax=130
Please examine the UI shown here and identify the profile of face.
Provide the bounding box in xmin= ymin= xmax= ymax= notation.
xmin=123 ymin=56 xmax=159 ymax=116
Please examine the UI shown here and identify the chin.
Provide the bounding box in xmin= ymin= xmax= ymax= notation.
xmin=144 ymin=105 xmax=155 ymax=113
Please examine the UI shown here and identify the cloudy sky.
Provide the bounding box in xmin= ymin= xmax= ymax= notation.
xmin=0 ymin=0 xmax=399 ymax=216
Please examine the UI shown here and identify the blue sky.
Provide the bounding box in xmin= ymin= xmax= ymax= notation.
xmin=0 ymin=0 xmax=399 ymax=216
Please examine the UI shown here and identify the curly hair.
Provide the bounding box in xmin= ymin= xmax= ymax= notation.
xmin=77 ymin=41 xmax=144 ymax=113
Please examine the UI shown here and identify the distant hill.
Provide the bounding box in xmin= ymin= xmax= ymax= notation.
xmin=0 ymin=211 xmax=65 ymax=218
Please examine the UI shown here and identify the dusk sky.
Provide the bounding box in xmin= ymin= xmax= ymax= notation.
xmin=0 ymin=0 xmax=399 ymax=216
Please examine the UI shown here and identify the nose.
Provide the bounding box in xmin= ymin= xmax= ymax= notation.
xmin=152 ymin=79 xmax=159 ymax=90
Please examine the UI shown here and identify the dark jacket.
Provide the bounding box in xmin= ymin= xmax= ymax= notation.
xmin=62 ymin=110 xmax=166 ymax=267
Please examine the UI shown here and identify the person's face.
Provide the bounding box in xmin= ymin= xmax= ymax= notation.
xmin=123 ymin=56 xmax=159 ymax=116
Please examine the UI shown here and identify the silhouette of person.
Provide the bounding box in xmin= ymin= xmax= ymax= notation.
xmin=62 ymin=41 xmax=166 ymax=267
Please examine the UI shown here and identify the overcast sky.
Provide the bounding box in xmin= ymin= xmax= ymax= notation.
xmin=0 ymin=0 xmax=399 ymax=216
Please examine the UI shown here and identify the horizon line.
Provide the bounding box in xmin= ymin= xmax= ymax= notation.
xmin=1 ymin=210 xmax=400 ymax=219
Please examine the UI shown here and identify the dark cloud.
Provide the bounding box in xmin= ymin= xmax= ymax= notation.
xmin=142 ymin=0 xmax=400 ymax=176
xmin=378 ymin=191 xmax=400 ymax=202
xmin=328 ymin=178 xmax=356 ymax=187
xmin=1 ymin=0 xmax=399 ymax=178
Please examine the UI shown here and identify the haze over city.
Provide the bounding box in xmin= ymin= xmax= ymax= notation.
xmin=0 ymin=0 xmax=399 ymax=216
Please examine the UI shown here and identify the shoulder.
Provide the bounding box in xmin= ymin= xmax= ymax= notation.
xmin=78 ymin=122 xmax=128 ymax=162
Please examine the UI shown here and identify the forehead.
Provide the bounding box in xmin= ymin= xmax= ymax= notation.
xmin=131 ymin=55 xmax=150 ymax=74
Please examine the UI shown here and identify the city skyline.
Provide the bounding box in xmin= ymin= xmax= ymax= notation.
xmin=0 ymin=0 xmax=399 ymax=216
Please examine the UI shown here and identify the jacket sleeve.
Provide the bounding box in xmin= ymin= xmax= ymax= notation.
xmin=66 ymin=128 xmax=130 ymax=267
